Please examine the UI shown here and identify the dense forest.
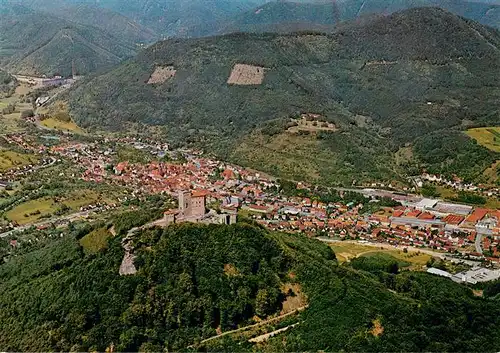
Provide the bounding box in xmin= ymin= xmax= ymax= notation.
xmin=2 ymin=217 xmax=500 ymax=351
xmin=67 ymin=8 xmax=500 ymax=184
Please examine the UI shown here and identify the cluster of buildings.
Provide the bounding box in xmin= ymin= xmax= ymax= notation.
xmin=416 ymin=172 xmax=499 ymax=198
xmin=428 ymin=267 xmax=500 ymax=285
xmin=56 ymin=140 xmax=500 ymax=263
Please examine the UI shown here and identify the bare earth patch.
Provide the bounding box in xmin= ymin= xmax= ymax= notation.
xmin=281 ymin=283 xmax=307 ymax=314
xmin=147 ymin=66 xmax=176 ymax=84
xmin=224 ymin=263 xmax=241 ymax=277
xmin=227 ymin=64 xmax=265 ymax=85
xmin=473 ymin=289 xmax=484 ymax=297
xmin=370 ymin=318 xmax=384 ymax=337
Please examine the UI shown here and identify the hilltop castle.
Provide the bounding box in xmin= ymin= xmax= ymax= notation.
xmin=164 ymin=190 xmax=237 ymax=225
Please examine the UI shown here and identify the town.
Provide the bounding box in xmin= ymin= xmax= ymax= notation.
xmin=1 ymin=130 xmax=499 ymax=272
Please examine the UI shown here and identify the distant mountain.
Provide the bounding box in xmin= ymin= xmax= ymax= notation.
xmin=340 ymin=0 xmax=500 ymax=29
xmin=41 ymin=5 xmax=158 ymax=44
xmin=7 ymin=0 xmax=499 ymax=39
xmin=209 ymin=0 xmax=500 ymax=36
xmin=67 ymin=7 xmax=500 ymax=184
xmin=17 ymin=0 xmax=269 ymax=37
xmin=217 ymin=1 xmax=337 ymax=34
xmin=4 ymin=0 xmax=158 ymax=43
xmin=0 ymin=4 xmax=138 ymax=76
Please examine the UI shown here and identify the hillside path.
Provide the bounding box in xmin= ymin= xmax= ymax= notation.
xmin=192 ymin=306 xmax=307 ymax=347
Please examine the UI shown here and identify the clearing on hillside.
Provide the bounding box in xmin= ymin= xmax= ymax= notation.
xmin=466 ymin=127 xmax=500 ymax=152
xmin=5 ymin=189 xmax=115 ymax=225
xmin=288 ymin=113 xmax=337 ymax=133
xmin=40 ymin=117 xmax=83 ymax=133
xmin=280 ymin=283 xmax=307 ymax=314
xmin=80 ymin=227 xmax=113 ymax=254
xmin=480 ymin=160 xmax=499 ymax=186
xmin=147 ymin=66 xmax=177 ymax=84
xmin=370 ymin=318 xmax=385 ymax=337
xmin=227 ymin=64 xmax=265 ymax=85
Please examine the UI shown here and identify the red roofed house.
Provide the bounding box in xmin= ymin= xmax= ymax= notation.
xmin=114 ymin=161 xmax=129 ymax=175
xmin=221 ymin=168 xmax=236 ymax=180
xmin=246 ymin=204 xmax=272 ymax=214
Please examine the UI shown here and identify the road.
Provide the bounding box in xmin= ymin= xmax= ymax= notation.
xmin=249 ymin=323 xmax=300 ymax=343
xmin=192 ymin=306 xmax=307 ymax=347
xmin=475 ymin=233 xmax=484 ymax=254
xmin=317 ymin=237 xmax=482 ymax=266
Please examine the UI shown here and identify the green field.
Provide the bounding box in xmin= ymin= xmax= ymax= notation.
xmin=41 ymin=117 xmax=84 ymax=133
xmin=0 ymin=150 xmax=39 ymax=171
xmin=330 ymin=242 xmax=431 ymax=269
xmin=466 ymin=127 xmax=500 ymax=152
xmin=6 ymin=190 xmax=115 ymax=225
xmin=6 ymin=197 xmax=57 ymax=225
xmin=0 ymin=83 xmax=36 ymax=134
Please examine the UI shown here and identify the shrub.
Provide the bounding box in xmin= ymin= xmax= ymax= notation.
xmin=21 ymin=109 xmax=35 ymax=119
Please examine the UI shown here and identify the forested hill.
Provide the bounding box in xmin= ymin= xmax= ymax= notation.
xmin=67 ymin=7 xmax=500 ymax=184
xmin=0 ymin=3 xmax=139 ymax=76
xmin=336 ymin=7 xmax=500 ymax=60
xmin=2 ymin=220 xmax=500 ymax=351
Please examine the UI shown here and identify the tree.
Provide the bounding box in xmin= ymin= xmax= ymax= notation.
xmin=21 ymin=109 xmax=35 ymax=119
xmin=255 ymin=288 xmax=271 ymax=317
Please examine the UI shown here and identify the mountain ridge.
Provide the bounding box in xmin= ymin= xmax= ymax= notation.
xmin=0 ymin=3 xmax=139 ymax=76
xmin=201 ymin=0 xmax=500 ymax=36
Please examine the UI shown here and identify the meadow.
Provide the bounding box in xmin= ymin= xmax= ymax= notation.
xmin=6 ymin=189 xmax=115 ymax=225
xmin=0 ymin=83 xmax=35 ymax=134
xmin=330 ymin=241 xmax=432 ymax=270
xmin=466 ymin=127 xmax=500 ymax=153
xmin=40 ymin=117 xmax=83 ymax=133
xmin=0 ymin=150 xmax=39 ymax=171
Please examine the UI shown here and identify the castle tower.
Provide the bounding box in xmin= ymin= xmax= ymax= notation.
xmin=190 ymin=190 xmax=208 ymax=218
xmin=178 ymin=190 xmax=192 ymax=218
